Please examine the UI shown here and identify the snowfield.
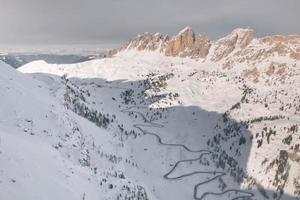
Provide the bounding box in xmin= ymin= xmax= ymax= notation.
xmin=0 ymin=60 xmax=152 ymax=200
xmin=1 ymin=29 xmax=300 ymax=200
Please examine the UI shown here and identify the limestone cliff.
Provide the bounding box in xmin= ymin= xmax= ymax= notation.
xmin=107 ymin=27 xmax=300 ymax=67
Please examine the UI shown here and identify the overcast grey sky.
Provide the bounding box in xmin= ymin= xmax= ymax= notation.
xmin=0 ymin=0 xmax=299 ymax=47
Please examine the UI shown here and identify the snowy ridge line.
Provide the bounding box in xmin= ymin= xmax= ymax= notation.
xmin=120 ymin=106 xmax=254 ymax=200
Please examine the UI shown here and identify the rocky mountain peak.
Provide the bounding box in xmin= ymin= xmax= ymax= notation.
xmin=107 ymin=27 xmax=300 ymax=67
xmin=174 ymin=26 xmax=195 ymax=40
xmin=107 ymin=32 xmax=169 ymax=57
xmin=165 ymin=27 xmax=210 ymax=58
xmin=210 ymin=28 xmax=255 ymax=61
xmin=230 ymin=27 xmax=255 ymax=48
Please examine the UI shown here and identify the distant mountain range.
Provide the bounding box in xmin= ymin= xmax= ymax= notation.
xmin=0 ymin=53 xmax=106 ymax=68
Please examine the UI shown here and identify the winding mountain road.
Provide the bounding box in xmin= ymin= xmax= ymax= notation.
xmin=121 ymin=106 xmax=254 ymax=200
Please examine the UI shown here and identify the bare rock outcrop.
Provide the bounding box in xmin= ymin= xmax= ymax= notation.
xmin=107 ymin=27 xmax=300 ymax=66
xmin=210 ymin=28 xmax=255 ymax=61
xmin=127 ymin=33 xmax=169 ymax=52
xmin=107 ymin=33 xmax=169 ymax=57
xmin=165 ymin=27 xmax=211 ymax=58
xmin=261 ymin=35 xmax=300 ymax=60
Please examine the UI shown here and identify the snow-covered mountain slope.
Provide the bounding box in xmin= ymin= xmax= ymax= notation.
xmin=0 ymin=27 xmax=297 ymax=200
xmin=0 ymin=61 xmax=151 ymax=200
xmin=17 ymin=27 xmax=300 ymax=200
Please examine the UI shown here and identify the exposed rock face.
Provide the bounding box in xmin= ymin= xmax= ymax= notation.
xmin=127 ymin=33 xmax=169 ymax=52
xmin=107 ymin=27 xmax=300 ymax=66
xmin=165 ymin=27 xmax=211 ymax=58
xmin=210 ymin=28 xmax=255 ymax=61
xmin=259 ymin=35 xmax=300 ymax=61
xmin=290 ymin=51 xmax=300 ymax=60
xmin=108 ymin=33 xmax=169 ymax=57
xmin=261 ymin=35 xmax=300 ymax=44
xmin=108 ymin=27 xmax=211 ymax=59
xmin=236 ymin=28 xmax=255 ymax=48
xmin=244 ymin=67 xmax=260 ymax=83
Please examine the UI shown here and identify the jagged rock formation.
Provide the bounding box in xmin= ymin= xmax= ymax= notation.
xmin=164 ymin=27 xmax=210 ymax=58
xmin=108 ymin=27 xmax=300 ymax=66
xmin=107 ymin=33 xmax=169 ymax=57
xmin=210 ymin=28 xmax=255 ymax=61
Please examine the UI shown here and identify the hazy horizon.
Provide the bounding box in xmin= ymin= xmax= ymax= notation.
xmin=0 ymin=43 xmax=120 ymax=54
xmin=1 ymin=0 xmax=300 ymax=49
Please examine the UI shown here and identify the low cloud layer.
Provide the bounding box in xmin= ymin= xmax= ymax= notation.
xmin=0 ymin=0 xmax=300 ymax=47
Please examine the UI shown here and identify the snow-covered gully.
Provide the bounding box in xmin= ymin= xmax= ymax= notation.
xmin=121 ymin=106 xmax=254 ymax=200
